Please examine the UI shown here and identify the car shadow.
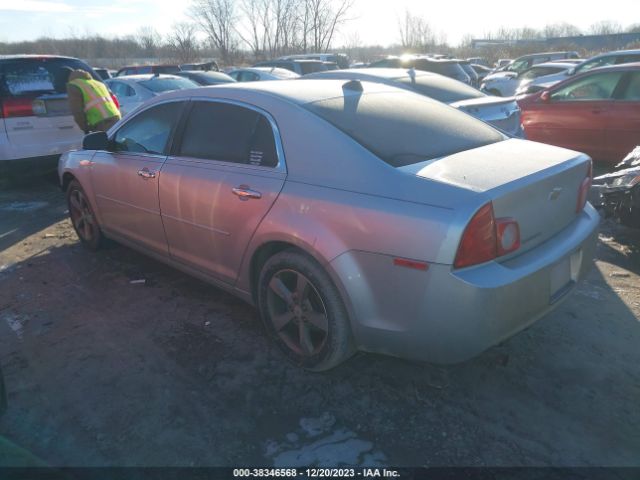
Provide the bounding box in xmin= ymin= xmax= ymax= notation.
xmin=0 ymin=173 xmax=67 ymax=256
xmin=0 ymin=231 xmax=638 ymax=466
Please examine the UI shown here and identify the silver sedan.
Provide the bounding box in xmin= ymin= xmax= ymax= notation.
xmin=305 ymin=68 xmax=523 ymax=137
xmin=58 ymin=80 xmax=599 ymax=370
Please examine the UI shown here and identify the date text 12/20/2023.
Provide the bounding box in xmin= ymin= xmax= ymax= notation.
xmin=232 ymin=468 xmax=401 ymax=478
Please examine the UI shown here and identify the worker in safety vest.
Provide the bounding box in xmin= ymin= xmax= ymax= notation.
xmin=61 ymin=68 xmax=121 ymax=134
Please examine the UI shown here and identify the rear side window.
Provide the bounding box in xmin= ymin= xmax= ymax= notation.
xmin=178 ymin=101 xmax=279 ymax=167
xmin=139 ymin=77 xmax=197 ymax=92
xmin=0 ymin=58 xmax=100 ymax=97
xmin=620 ymin=72 xmax=640 ymax=100
xmin=108 ymin=81 xmax=135 ymax=97
xmin=113 ymin=101 xmax=184 ymax=154
xmin=300 ymin=62 xmax=327 ymax=75
xmin=304 ymin=90 xmax=504 ymax=167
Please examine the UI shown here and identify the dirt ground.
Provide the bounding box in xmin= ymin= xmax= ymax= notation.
xmin=0 ymin=174 xmax=638 ymax=467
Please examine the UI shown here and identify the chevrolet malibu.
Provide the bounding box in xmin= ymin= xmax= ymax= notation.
xmin=58 ymin=80 xmax=599 ymax=370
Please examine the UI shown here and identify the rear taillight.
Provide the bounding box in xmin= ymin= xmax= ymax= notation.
xmin=110 ymin=93 xmax=120 ymax=109
xmin=576 ymin=160 xmax=593 ymax=213
xmin=454 ymin=202 xmax=521 ymax=269
xmin=0 ymin=97 xmax=34 ymax=118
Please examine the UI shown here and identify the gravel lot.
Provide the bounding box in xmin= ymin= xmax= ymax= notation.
xmin=0 ymin=174 xmax=639 ymax=467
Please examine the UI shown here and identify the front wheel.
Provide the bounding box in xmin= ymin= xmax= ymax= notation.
xmin=258 ymin=250 xmax=355 ymax=371
xmin=66 ymin=179 xmax=104 ymax=250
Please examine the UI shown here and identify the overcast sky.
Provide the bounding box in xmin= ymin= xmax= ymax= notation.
xmin=0 ymin=0 xmax=637 ymax=46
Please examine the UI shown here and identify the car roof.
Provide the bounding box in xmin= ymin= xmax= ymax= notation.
xmin=107 ymin=74 xmax=184 ymax=82
xmin=0 ymin=54 xmax=80 ymax=61
xmin=529 ymin=61 xmax=577 ymax=69
xmin=306 ymin=68 xmax=435 ymax=82
xmin=156 ymin=79 xmax=401 ymax=106
xmin=590 ymin=49 xmax=640 ymax=57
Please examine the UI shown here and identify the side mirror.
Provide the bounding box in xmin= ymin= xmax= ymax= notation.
xmin=540 ymin=90 xmax=551 ymax=102
xmin=82 ymin=131 xmax=109 ymax=151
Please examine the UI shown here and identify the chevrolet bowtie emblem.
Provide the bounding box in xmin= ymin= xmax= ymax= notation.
xmin=549 ymin=187 xmax=563 ymax=201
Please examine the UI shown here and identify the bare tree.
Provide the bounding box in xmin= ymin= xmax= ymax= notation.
xmin=137 ymin=26 xmax=161 ymax=57
xmin=168 ymin=22 xmax=200 ymax=63
xmin=302 ymin=0 xmax=354 ymax=53
xmin=190 ymin=0 xmax=238 ymax=65
xmin=543 ymin=22 xmax=581 ymax=38
xmin=589 ymin=20 xmax=623 ymax=35
xmin=398 ymin=10 xmax=436 ymax=52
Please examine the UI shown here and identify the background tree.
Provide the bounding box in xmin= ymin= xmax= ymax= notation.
xmin=168 ymin=22 xmax=200 ymax=63
xmin=190 ymin=0 xmax=238 ymax=64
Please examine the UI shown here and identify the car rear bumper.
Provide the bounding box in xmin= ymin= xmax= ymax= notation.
xmin=330 ymin=203 xmax=600 ymax=364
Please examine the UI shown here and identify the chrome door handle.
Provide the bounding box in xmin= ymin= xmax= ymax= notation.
xmin=137 ymin=168 xmax=156 ymax=179
xmin=232 ymin=185 xmax=262 ymax=200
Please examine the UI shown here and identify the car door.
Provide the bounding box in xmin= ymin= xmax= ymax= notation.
xmin=606 ymin=71 xmax=640 ymax=161
xmin=90 ymin=100 xmax=186 ymax=254
xmin=159 ymin=99 xmax=286 ymax=285
xmin=528 ymin=71 xmax=624 ymax=160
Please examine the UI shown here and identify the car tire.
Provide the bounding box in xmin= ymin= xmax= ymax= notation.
xmin=66 ymin=180 xmax=104 ymax=251
xmin=258 ymin=249 xmax=355 ymax=371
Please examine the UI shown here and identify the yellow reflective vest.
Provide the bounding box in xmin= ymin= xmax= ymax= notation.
xmin=69 ymin=78 xmax=120 ymax=128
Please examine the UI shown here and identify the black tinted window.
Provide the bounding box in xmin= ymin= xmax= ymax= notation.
xmin=0 ymin=58 xmax=100 ymax=97
xmin=179 ymin=102 xmax=278 ymax=167
xmin=114 ymin=102 xmax=183 ymax=154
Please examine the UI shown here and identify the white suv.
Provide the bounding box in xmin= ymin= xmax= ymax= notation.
xmin=0 ymin=55 xmax=103 ymax=175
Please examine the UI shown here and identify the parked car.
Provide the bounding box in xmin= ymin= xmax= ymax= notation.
xmin=253 ymin=60 xmax=328 ymax=75
xmin=496 ymin=51 xmax=579 ymax=74
xmin=176 ymin=70 xmax=236 ymax=86
xmin=471 ymin=63 xmax=492 ymax=83
xmin=567 ymin=49 xmax=640 ymax=78
xmin=94 ymin=67 xmax=112 ymax=80
xmin=59 ymin=79 xmax=598 ymax=370
xmin=514 ymin=62 xmax=582 ymax=96
xmin=368 ymin=56 xmax=472 ymax=84
xmin=227 ymin=67 xmax=300 ymax=82
xmin=105 ymin=74 xmax=198 ymax=116
xmin=304 ymin=68 xmax=523 ymax=137
xmin=0 ymin=54 xmax=104 ymax=174
xmin=518 ymin=63 xmax=640 ymax=163
xmin=115 ymin=65 xmax=181 ymax=77
xmin=278 ymin=53 xmax=350 ymax=69
xmin=483 ymin=61 xmax=577 ymax=97
xmin=467 ymin=57 xmax=489 ymax=67
xmin=180 ymin=61 xmax=219 ymax=72
xmin=592 ymin=146 xmax=640 ymax=227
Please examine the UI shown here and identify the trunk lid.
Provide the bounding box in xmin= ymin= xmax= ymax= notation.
xmin=450 ymin=96 xmax=521 ymax=136
xmin=401 ymin=139 xmax=591 ymax=254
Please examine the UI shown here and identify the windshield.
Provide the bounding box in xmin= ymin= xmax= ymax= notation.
xmin=0 ymin=57 xmax=100 ymax=97
xmin=139 ymin=77 xmax=198 ymax=92
xmin=397 ymin=74 xmax=485 ymax=103
xmin=303 ymin=90 xmax=503 ymax=167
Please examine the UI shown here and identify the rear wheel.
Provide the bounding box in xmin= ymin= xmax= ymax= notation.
xmin=67 ymin=180 xmax=104 ymax=250
xmin=258 ymin=250 xmax=355 ymax=371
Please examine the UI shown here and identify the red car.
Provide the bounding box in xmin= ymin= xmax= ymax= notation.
xmin=518 ymin=63 xmax=640 ymax=163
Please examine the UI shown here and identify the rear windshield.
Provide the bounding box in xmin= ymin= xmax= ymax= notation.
xmin=139 ymin=77 xmax=198 ymax=92
xmin=396 ymin=75 xmax=485 ymax=103
xmin=299 ymin=62 xmax=328 ymax=75
xmin=0 ymin=57 xmax=100 ymax=97
xmin=303 ymin=91 xmax=504 ymax=167
xmin=417 ymin=60 xmax=467 ymax=78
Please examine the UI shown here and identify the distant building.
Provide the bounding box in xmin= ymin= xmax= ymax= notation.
xmin=471 ymin=32 xmax=640 ymax=51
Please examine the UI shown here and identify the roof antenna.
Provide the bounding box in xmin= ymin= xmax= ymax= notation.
xmin=408 ymin=67 xmax=416 ymax=85
xmin=343 ymin=79 xmax=363 ymax=92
